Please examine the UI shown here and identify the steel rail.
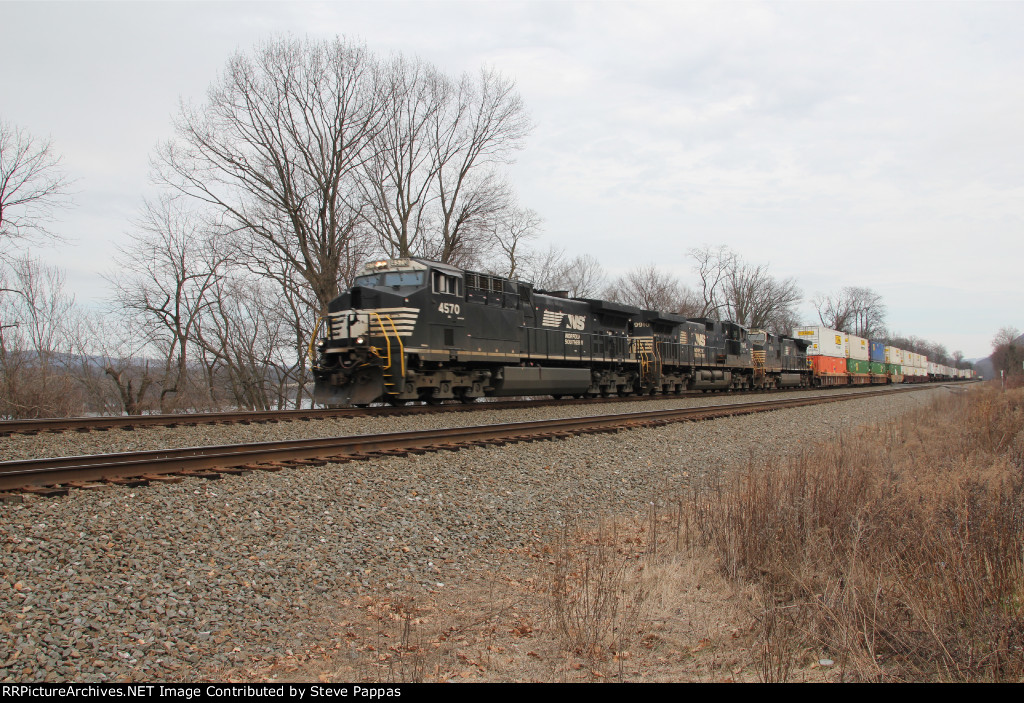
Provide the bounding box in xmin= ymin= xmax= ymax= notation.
xmin=0 ymin=385 xmax=936 ymax=493
xmin=0 ymin=381 xmax=963 ymax=436
xmin=0 ymin=393 xmax=710 ymax=436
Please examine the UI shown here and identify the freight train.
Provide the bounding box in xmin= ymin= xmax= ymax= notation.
xmin=312 ymin=258 xmax=969 ymax=406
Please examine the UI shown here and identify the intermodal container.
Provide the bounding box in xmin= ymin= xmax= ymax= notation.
xmin=885 ymin=346 xmax=904 ymax=365
xmin=869 ymin=361 xmax=886 ymax=374
xmin=886 ymin=363 xmax=902 ymax=375
xmin=869 ymin=341 xmax=885 ymax=363
xmin=810 ymin=355 xmax=847 ymax=375
xmin=794 ymin=326 xmax=845 ymax=358
xmin=847 ymin=358 xmax=871 ymax=374
xmin=846 ymin=334 xmax=870 ymax=361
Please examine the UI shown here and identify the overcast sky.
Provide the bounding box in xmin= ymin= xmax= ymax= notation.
xmin=3 ymin=0 xmax=1021 ymax=359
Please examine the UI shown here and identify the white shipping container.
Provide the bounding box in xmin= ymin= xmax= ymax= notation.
xmin=847 ymin=334 xmax=870 ymax=361
xmin=885 ymin=346 xmax=904 ymax=365
xmin=793 ymin=326 xmax=845 ymax=358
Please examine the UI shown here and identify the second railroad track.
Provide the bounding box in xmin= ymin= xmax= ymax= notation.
xmin=0 ymin=385 xmax=937 ymax=496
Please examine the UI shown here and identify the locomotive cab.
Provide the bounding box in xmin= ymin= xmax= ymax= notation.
xmin=315 ymin=258 xmax=433 ymax=406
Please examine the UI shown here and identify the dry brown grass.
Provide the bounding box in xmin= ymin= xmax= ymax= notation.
xmin=686 ymin=385 xmax=1024 ymax=681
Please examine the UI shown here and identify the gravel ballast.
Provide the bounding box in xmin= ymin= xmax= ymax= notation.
xmin=2 ymin=386 xmax=921 ymax=462
xmin=0 ymin=386 xmax=949 ymax=681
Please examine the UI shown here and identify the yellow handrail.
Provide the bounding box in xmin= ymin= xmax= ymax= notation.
xmin=369 ymin=312 xmax=392 ymax=370
xmin=368 ymin=312 xmax=405 ymax=378
xmin=382 ymin=314 xmax=405 ymax=378
xmin=307 ymin=315 xmax=324 ymax=366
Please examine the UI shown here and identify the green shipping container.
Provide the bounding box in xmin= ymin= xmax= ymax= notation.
xmin=847 ymin=358 xmax=871 ymax=374
xmin=869 ymin=361 xmax=886 ymax=374
xmin=886 ymin=363 xmax=902 ymax=375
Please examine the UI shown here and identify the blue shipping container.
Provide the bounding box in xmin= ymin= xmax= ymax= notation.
xmin=869 ymin=340 xmax=886 ymax=363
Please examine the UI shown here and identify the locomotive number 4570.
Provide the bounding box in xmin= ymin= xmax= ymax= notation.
xmin=438 ymin=302 xmax=461 ymax=315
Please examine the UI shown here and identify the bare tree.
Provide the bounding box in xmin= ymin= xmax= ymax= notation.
xmin=519 ymin=244 xmax=568 ymax=289
xmin=0 ymin=257 xmax=82 ymax=418
xmin=195 ymin=273 xmax=294 ymax=411
xmin=558 ymin=254 xmax=607 ymax=299
xmin=361 ymin=55 xmax=447 ymax=260
xmin=423 ymin=67 xmax=531 ymax=265
xmin=813 ymin=286 xmax=886 ymax=337
xmin=483 ymin=204 xmax=542 ymax=279
xmin=517 ymin=247 xmax=606 ymax=297
xmin=812 ymin=292 xmax=852 ymax=332
xmin=847 ymin=286 xmax=886 ymax=338
xmin=992 ymin=326 xmax=1023 ymax=378
xmin=607 ymin=264 xmax=698 ymax=313
xmin=688 ymin=245 xmax=738 ymax=319
xmin=0 ymin=119 xmax=72 ymax=257
xmin=724 ymin=262 xmax=802 ymax=332
xmin=108 ymin=195 xmax=228 ymax=412
xmin=155 ymin=35 xmax=383 ymax=315
xmin=67 ymin=311 xmax=158 ymax=416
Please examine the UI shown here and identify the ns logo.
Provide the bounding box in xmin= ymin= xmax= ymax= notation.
xmin=541 ymin=310 xmax=586 ymax=331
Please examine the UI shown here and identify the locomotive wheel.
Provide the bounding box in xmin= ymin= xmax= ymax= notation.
xmin=457 ymin=390 xmax=480 ymax=404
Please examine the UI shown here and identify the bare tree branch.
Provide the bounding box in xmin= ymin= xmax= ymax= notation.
xmin=0 ymin=119 xmax=72 ymax=257
xmin=607 ymin=264 xmax=698 ymax=313
xmin=155 ymin=35 xmax=383 ymax=314
xmin=814 ymin=286 xmax=886 ymax=337
xmin=688 ymin=245 xmax=738 ymax=319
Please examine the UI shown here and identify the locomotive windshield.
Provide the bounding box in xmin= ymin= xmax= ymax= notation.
xmin=354 ymin=271 xmax=426 ymax=288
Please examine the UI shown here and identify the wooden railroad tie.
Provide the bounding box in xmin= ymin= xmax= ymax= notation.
xmin=105 ymin=477 xmax=151 ymax=487
xmin=19 ymin=486 xmax=69 ymax=497
xmin=176 ymin=470 xmax=223 ymax=480
xmin=140 ymin=474 xmax=184 ymax=484
xmin=240 ymin=463 xmax=285 ymax=472
xmin=65 ymin=481 xmax=108 ymax=490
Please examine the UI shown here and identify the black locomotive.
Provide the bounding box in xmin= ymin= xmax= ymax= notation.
xmin=312 ymin=258 xmax=811 ymax=406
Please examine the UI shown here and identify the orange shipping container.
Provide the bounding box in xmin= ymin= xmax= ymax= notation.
xmin=809 ymin=355 xmax=847 ymax=375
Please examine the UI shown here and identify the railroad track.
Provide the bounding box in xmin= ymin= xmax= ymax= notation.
xmin=0 ymin=381 xmax=960 ymax=436
xmin=0 ymin=392 xmax=730 ymax=436
xmin=0 ymin=385 xmax=937 ymax=497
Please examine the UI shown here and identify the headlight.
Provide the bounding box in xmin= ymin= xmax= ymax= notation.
xmin=355 ymin=336 xmax=365 ymax=346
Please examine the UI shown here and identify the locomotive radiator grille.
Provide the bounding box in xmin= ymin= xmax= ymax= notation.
xmin=327 ymin=307 xmax=419 ymax=341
